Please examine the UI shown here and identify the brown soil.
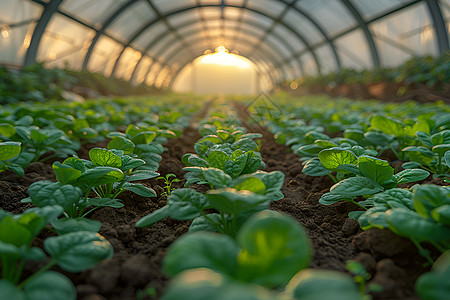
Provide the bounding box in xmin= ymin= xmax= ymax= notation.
xmin=0 ymin=102 xmax=436 ymax=300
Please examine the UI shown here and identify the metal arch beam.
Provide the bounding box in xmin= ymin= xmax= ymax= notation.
xmin=278 ymin=0 xmax=342 ymax=70
xmin=82 ymin=0 xmax=140 ymax=70
xmin=109 ymin=0 xmax=196 ymax=76
xmin=24 ymin=0 xmax=63 ymax=66
xmin=247 ymin=0 xmax=297 ymax=54
xmin=275 ymin=0 xmax=423 ymax=72
xmin=117 ymin=3 xmax=313 ymax=78
xmin=129 ymin=15 xmax=302 ymax=83
xmin=340 ymin=0 xmax=380 ymax=68
xmin=425 ymin=0 xmax=449 ymax=55
xmin=146 ymin=20 xmax=302 ymax=77
xmin=228 ymin=0 xmax=250 ymax=51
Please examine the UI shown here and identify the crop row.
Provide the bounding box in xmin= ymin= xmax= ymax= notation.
xmin=0 ymin=96 xmax=200 ymax=299
xmin=249 ymin=94 xmax=450 ymax=299
xmin=137 ymin=101 xmax=382 ymax=300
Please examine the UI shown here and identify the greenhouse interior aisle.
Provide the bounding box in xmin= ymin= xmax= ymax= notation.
xmin=0 ymin=1 xmax=450 ymax=300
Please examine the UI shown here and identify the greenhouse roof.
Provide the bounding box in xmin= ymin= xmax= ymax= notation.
xmin=1 ymin=0 xmax=449 ymax=88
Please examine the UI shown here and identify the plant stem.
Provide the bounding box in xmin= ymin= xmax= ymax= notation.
xmin=13 ymin=260 xmax=25 ymax=284
xmin=18 ymin=261 xmax=57 ymax=289
xmin=348 ymin=199 xmax=368 ymax=210
xmin=327 ymin=173 xmax=338 ymax=184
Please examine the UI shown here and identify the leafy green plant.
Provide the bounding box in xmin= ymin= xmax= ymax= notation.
xmin=136 ymin=170 xmax=284 ymax=237
xmin=0 ymin=141 xmax=24 ymax=176
xmin=302 ymin=146 xmax=378 ymax=183
xmin=402 ymin=130 xmax=450 ymax=177
xmin=346 ymin=261 xmax=382 ymax=299
xmin=367 ymin=115 xmax=430 ymax=160
xmin=319 ymin=155 xmax=429 ymax=209
xmin=157 ymin=173 xmax=180 ymax=196
xmin=352 ymin=185 xmax=450 ymax=264
xmin=24 ymin=147 xmax=158 ymax=234
xmin=0 ymin=206 xmax=113 ymax=300
xmin=160 ymin=210 xmax=362 ymax=300
xmin=415 ymin=250 xmax=450 ymax=300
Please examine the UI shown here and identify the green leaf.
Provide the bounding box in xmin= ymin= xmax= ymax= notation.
xmin=44 ymin=231 xmax=113 ymax=272
xmin=125 ymin=170 xmax=159 ymax=181
xmin=167 ymin=188 xmax=208 ymax=220
xmin=414 ymin=184 xmax=450 ymax=218
xmin=189 ymin=214 xmax=222 ymax=233
xmin=78 ymin=167 xmax=124 ymax=186
xmin=163 ymin=231 xmax=239 ymax=277
xmin=241 ymin=152 xmax=262 ymax=174
xmin=7 ymin=163 xmax=24 ymax=177
xmin=107 ymin=137 xmax=135 ymax=155
xmin=330 ymin=177 xmax=383 ymax=197
xmin=232 ymin=177 xmax=266 ymax=195
xmin=415 ymin=251 xmax=450 ymax=300
xmin=51 ymin=218 xmax=102 ymax=234
xmin=23 ymin=271 xmax=76 ymax=300
xmin=122 ymin=182 xmax=157 ymax=197
xmin=52 ymin=162 xmax=82 ymax=185
xmin=206 ymin=188 xmax=268 ymax=215
xmin=358 ymin=156 xmax=394 ymax=184
xmin=395 ymin=169 xmax=430 ymax=184
xmin=237 ymin=210 xmax=312 ymax=288
xmin=318 ymin=148 xmax=357 ymax=171
xmin=0 ymin=123 xmax=16 ymax=138
xmin=27 ymin=181 xmax=83 ymax=212
xmin=136 ymin=205 xmax=171 ymax=227
xmin=285 ymin=269 xmax=361 ymax=300
xmin=416 ymin=131 xmax=433 ymax=148
xmin=132 ymin=131 xmax=157 ymax=144
xmin=203 ymin=168 xmax=232 ymax=188
xmin=257 ymin=171 xmax=285 ymax=197
xmin=198 ymin=135 xmax=222 ymax=144
xmin=0 ymin=216 xmax=31 ymax=247
xmin=385 ymin=209 xmax=450 ymax=243
xmin=370 ymin=115 xmax=404 ymax=137
xmin=319 ymin=193 xmax=345 ymax=205
xmin=188 ymin=155 xmax=209 ymax=167
xmin=302 ymin=158 xmax=330 ymax=176
xmin=431 ymin=205 xmax=450 ymax=225
xmin=0 ymin=142 xmax=21 ymax=161
xmin=314 ymin=139 xmax=337 ymax=148
xmin=23 ymin=205 xmax=64 ymax=224
xmin=208 ymin=150 xmax=229 ymax=170
xmin=225 ymin=154 xmax=247 ymax=178
xmin=233 ymin=138 xmax=258 ymax=152
xmin=432 ymin=144 xmax=450 ymax=156
xmin=87 ymin=198 xmax=124 ymax=208
xmin=364 ymin=131 xmax=392 ymax=145
xmin=89 ymin=148 xmax=122 ymax=167
xmin=445 ymin=151 xmax=450 ymax=166
xmin=161 ymin=269 xmax=276 ymax=300
xmin=402 ymin=146 xmax=434 ymax=157
xmin=0 ymin=279 xmax=25 ymax=300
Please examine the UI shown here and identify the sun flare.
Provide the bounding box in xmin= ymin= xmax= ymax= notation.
xmin=196 ymin=46 xmax=252 ymax=69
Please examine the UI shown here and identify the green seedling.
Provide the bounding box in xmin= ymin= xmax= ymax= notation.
xmin=157 ymin=173 xmax=180 ymax=196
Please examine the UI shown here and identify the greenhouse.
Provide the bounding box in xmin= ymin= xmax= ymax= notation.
xmin=0 ymin=0 xmax=449 ymax=300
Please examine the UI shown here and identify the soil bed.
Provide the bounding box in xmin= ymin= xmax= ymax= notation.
xmin=0 ymin=103 xmax=434 ymax=300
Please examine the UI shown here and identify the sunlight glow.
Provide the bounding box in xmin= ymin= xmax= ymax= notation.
xmin=197 ymin=46 xmax=252 ymax=69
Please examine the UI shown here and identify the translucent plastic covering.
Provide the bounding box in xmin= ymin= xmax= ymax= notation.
xmin=0 ymin=0 xmax=448 ymax=90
